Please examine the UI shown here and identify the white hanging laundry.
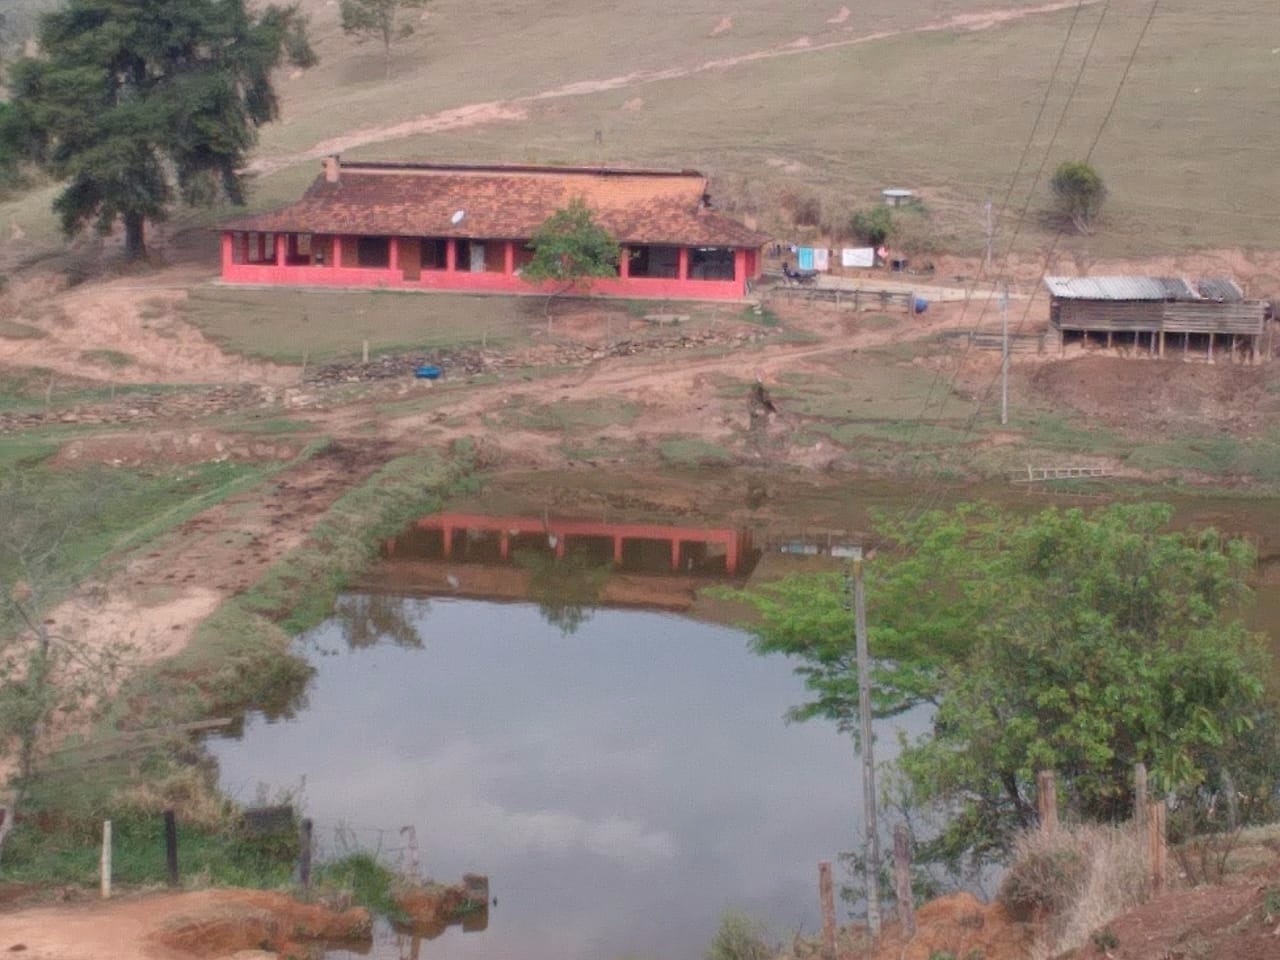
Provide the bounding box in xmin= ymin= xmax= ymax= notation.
xmin=842 ymin=247 xmax=875 ymax=268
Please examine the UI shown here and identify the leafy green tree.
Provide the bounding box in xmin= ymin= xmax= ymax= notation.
xmin=734 ymin=503 xmax=1270 ymax=871
xmin=850 ymin=204 xmax=895 ymax=246
xmin=1051 ymin=160 xmax=1107 ymax=234
xmin=521 ymin=198 xmax=619 ymax=328
xmin=339 ymin=0 xmax=430 ymax=78
xmin=3 ymin=0 xmax=315 ymax=260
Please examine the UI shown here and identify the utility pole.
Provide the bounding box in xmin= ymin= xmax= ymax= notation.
xmin=849 ymin=554 xmax=881 ymax=940
xmin=1001 ymin=283 xmax=1010 ymax=426
xmin=984 ymin=197 xmax=994 ymax=272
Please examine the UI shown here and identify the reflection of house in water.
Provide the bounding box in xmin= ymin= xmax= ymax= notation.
xmin=376 ymin=513 xmax=759 ymax=610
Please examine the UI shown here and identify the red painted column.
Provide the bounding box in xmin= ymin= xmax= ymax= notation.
xmin=678 ymin=247 xmax=689 ymax=281
xmin=441 ymin=525 xmax=453 ymax=558
xmin=504 ymin=241 xmax=515 ymax=275
xmin=618 ymin=246 xmax=630 ymax=279
xmin=445 ymin=239 xmax=457 ymax=272
xmin=613 ymin=536 xmax=624 ymax=565
xmin=389 ymin=236 xmax=400 ymax=273
xmin=671 ymin=539 xmax=681 ymax=571
xmin=726 ymin=533 xmax=739 ymax=575
xmin=734 ymin=249 xmax=746 ymax=283
xmin=333 ymin=236 xmax=343 ymax=268
xmin=221 ymin=233 xmax=233 ymax=273
xmin=500 ymin=532 xmax=510 ymax=560
xmin=275 ymin=234 xmax=287 ymax=267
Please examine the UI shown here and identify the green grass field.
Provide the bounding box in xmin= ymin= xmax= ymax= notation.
xmin=182 ymin=286 xmax=544 ymax=363
xmin=3 ymin=0 xmax=1276 ymax=261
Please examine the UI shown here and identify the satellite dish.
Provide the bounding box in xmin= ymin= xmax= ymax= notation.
xmin=451 ymin=209 xmax=466 ymax=224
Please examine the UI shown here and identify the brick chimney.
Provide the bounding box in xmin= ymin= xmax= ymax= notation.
xmin=323 ymin=155 xmax=341 ymax=184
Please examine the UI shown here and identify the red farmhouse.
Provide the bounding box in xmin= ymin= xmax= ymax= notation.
xmin=220 ymin=158 xmax=768 ymax=300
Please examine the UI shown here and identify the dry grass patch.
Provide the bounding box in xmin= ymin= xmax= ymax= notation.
xmin=999 ymin=824 xmax=1148 ymax=960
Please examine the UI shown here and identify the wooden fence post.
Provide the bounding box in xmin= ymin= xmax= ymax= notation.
xmin=164 ymin=809 xmax=179 ymax=887
xmin=1037 ymin=770 xmax=1058 ymax=834
xmin=818 ymin=860 xmax=836 ymax=960
xmin=101 ymin=820 xmax=112 ymax=899
xmin=893 ymin=824 xmax=915 ymax=937
xmin=300 ymin=818 xmax=313 ymax=889
xmin=1148 ymin=801 xmax=1167 ymax=892
xmin=1133 ymin=762 xmax=1148 ymax=833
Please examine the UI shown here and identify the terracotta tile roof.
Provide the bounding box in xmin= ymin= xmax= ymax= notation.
xmin=225 ymin=161 xmax=769 ymax=248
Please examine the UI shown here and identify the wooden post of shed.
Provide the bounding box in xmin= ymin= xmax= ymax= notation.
xmin=1158 ymin=330 xmax=1166 ymax=358
xmin=818 ymin=860 xmax=837 ymax=960
xmin=1037 ymin=770 xmax=1058 ymax=834
xmin=893 ymin=824 xmax=916 ymax=937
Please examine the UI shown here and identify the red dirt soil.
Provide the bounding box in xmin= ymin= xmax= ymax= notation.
xmin=1064 ymin=872 xmax=1280 ymax=960
xmin=0 ymin=888 xmax=369 ymax=960
xmin=866 ymin=892 xmax=1033 ymax=960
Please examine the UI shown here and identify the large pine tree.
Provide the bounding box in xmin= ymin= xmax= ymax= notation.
xmin=5 ymin=0 xmax=314 ymax=259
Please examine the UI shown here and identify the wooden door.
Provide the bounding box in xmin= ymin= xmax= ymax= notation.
xmin=400 ymin=238 xmax=422 ymax=281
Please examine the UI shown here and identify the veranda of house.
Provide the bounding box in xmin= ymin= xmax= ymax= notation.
xmin=220 ymin=160 xmax=767 ymax=301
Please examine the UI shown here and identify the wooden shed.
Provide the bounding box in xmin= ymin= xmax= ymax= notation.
xmin=1044 ymin=276 xmax=1270 ymax=363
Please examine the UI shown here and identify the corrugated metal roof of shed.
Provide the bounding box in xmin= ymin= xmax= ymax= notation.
xmin=1194 ymin=277 xmax=1245 ymax=301
xmin=1043 ymin=276 xmax=1198 ymax=300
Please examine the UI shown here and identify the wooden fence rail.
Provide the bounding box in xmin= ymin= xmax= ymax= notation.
xmin=1012 ymin=465 xmax=1112 ymax=483
xmin=766 ymin=285 xmax=917 ymax=314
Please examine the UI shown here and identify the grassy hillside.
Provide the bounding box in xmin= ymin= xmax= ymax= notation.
xmin=2 ymin=0 xmax=1277 ymax=260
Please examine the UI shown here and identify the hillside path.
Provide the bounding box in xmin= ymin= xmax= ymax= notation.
xmin=249 ymin=1 xmax=1096 ymax=176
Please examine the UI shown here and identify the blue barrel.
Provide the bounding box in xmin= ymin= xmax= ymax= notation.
xmin=913 ymin=297 xmax=929 ymax=315
xmin=414 ymin=364 xmax=442 ymax=379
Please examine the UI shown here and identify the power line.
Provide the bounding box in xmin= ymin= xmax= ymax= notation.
xmin=903 ymin=0 xmax=1165 ymax=522
xmin=885 ymin=2 xmax=1114 ymax=533
xmin=895 ymin=1 xmax=1102 ymax=458
xmin=1084 ymin=0 xmax=1161 ymax=163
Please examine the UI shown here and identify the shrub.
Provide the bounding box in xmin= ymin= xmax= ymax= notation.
xmin=998 ymin=839 xmax=1087 ymax=922
xmin=849 ymin=205 xmax=895 ymax=245
xmin=999 ymin=825 xmax=1146 ymax=960
xmin=316 ymin=852 xmax=405 ymax=920
xmin=706 ymin=911 xmax=773 ymax=960
xmin=1050 ymin=161 xmax=1107 ymax=234
xmin=1091 ymin=927 xmax=1120 ymax=951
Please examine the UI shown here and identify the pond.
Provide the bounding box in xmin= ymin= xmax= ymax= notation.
xmin=209 ymin=595 xmax=924 ymax=960
xmin=208 ymin=488 xmax=1280 ymax=958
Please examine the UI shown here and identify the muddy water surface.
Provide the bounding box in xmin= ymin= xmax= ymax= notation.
xmin=210 ymin=596 xmax=925 ymax=960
